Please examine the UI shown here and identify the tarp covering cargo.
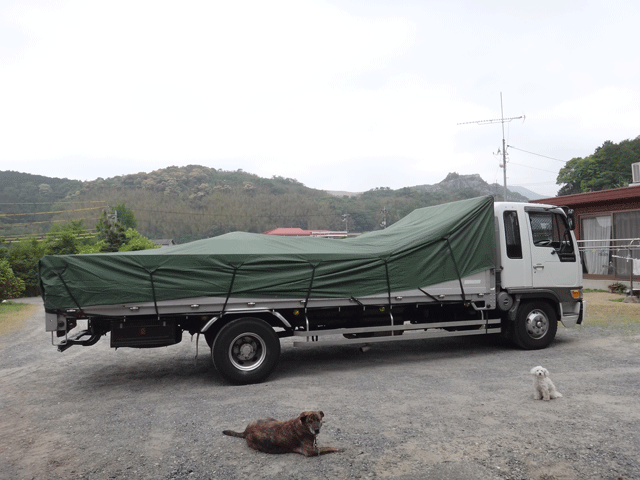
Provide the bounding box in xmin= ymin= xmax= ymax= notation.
xmin=39 ymin=195 xmax=496 ymax=311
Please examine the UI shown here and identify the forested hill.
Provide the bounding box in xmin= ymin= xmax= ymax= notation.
xmin=0 ymin=171 xmax=82 ymax=205
xmin=0 ymin=166 xmax=527 ymax=244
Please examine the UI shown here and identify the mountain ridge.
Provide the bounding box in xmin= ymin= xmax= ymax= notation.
xmin=1 ymin=167 xmax=548 ymax=243
xmin=327 ymin=172 xmax=539 ymax=202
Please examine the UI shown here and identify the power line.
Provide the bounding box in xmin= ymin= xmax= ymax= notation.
xmin=508 ymin=161 xmax=560 ymax=174
xmin=510 ymin=181 xmax=558 ymax=186
xmin=133 ymin=208 xmax=345 ymax=220
xmin=0 ymin=200 xmax=106 ymax=205
xmin=507 ymin=145 xmax=566 ymax=163
xmin=0 ymin=205 xmax=107 ymax=217
xmin=0 ymin=217 xmax=101 ymax=228
xmin=1 ymin=233 xmax=98 ymax=244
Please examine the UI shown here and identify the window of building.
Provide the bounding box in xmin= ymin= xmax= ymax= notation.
xmin=612 ymin=210 xmax=640 ymax=278
xmin=580 ymin=210 xmax=640 ymax=278
xmin=581 ymin=216 xmax=612 ymax=275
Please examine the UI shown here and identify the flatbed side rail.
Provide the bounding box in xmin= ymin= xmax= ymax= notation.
xmin=291 ymin=318 xmax=501 ymax=347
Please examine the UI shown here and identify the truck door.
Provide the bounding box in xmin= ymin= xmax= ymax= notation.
xmin=526 ymin=209 xmax=579 ymax=288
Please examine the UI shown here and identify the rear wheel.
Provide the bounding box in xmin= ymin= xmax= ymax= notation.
xmin=511 ymin=301 xmax=557 ymax=350
xmin=212 ymin=317 xmax=280 ymax=384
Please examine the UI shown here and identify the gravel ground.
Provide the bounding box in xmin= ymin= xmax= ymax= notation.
xmin=1 ymin=296 xmax=639 ymax=480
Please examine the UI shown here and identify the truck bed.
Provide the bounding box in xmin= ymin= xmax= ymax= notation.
xmin=39 ymin=196 xmax=497 ymax=315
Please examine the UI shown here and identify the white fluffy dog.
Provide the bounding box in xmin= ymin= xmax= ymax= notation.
xmin=530 ymin=366 xmax=563 ymax=401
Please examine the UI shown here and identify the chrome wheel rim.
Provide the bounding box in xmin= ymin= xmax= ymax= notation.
xmin=228 ymin=333 xmax=267 ymax=371
xmin=525 ymin=309 xmax=549 ymax=339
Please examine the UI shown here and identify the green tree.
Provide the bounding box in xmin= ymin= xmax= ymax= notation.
xmin=557 ymin=137 xmax=640 ymax=195
xmin=97 ymin=211 xmax=127 ymax=252
xmin=77 ymin=230 xmax=157 ymax=254
xmin=45 ymin=230 xmax=79 ymax=256
xmin=44 ymin=219 xmax=96 ymax=255
xmin=557 ymin=157 xmax=594 ymax=196
xmin=78 ymin=243 xmax=101 ymax=254
xmin=95 ymin=212 xmax=109 ymax=240
xmin=96 ymin=203 xmax=137 ymax=232
xmin=113 ymin=203 xmax=137 ymax=230
xmin=119 ymin=229 xmax=159 ymax=252
xmin=95 ymin=204 xmax=136 ymax=239
xmin=0 ymin=260 xmax=25 ymax=301
xmin=47 ymin=219 xmax=87 ymax=237
xmin=6 ymin=238 xmax=47 ymax=296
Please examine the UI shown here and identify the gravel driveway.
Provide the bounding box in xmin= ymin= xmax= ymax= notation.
xmin=1 ymin=297 xmax=639 ymax=480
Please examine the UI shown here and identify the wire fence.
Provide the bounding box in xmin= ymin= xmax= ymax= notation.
xmin=578 ymin=238 xmax=640 ymax=278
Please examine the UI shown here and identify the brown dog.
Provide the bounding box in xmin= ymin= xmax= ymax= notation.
xmin=223 ymin=411 xmax=343 ymax=457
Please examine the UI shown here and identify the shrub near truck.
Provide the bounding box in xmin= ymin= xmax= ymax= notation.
xmin=39 ymin=196 xmax=584 ymax=384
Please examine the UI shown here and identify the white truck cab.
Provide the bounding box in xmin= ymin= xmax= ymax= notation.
xmin=495 ymin=202 xmax=583 ymax=343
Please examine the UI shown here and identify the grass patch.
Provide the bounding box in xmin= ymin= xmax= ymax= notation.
xmin=580 ymin=291 xmax=640 ymax=335
xmin=584 ymin=303 xmax=640 ymax=333
xmin=0 ymin=301 xmax=39 ymax=336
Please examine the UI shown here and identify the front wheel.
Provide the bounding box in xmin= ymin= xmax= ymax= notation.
xmin=510 ymin=301 xmax=557 ymax=350
xmin=212 ymin=317 xmax=280 ymax=384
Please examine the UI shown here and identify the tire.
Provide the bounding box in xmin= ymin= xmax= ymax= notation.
xmin=211 ymin=317 xmax=280 ymax=385
xmin=510 ymin=301 xmax=558 ymax=350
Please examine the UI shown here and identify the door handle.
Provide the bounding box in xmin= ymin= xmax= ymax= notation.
xmin=533 ymin=264 xmax=544 ymax=270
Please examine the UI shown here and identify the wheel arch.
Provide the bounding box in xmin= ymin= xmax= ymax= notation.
xmin=506 ymin=290 xmax=561 ymax=322
xmin=201 ymin=310 xmax=291 ymax=345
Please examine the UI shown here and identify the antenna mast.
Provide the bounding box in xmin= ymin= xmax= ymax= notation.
xmin=458 ymin=93 xmax=524 ymax=201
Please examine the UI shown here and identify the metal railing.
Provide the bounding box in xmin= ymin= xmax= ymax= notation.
xmin=578 ymin=238 xmax=640 ymax=292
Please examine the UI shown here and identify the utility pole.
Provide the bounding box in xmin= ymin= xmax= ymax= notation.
xmin=106 ymin=206 xmax=117 ymax=225
xmin=458 ymin=93 xmax=524 ymax=201
xmin=342 ymin=213 xmax=350 ymax=233
xmin=380 ymin=207 xmax=387 ymax=229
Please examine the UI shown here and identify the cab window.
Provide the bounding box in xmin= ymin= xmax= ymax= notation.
xmin=528 ymin=212 xmax=576 ymax=262
xmin=503 ymin=211 xmax=522 ymax=259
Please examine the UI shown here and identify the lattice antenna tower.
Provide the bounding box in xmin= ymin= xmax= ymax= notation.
xmin=458 ymin=93 xmax=524 ymax=201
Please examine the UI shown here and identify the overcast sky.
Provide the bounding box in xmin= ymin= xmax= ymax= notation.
xmin=1 ymin=0 xmax=639 ymax=198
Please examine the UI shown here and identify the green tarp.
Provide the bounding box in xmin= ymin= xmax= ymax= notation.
xmin=39 ymin=195 xmax=496 ymax=311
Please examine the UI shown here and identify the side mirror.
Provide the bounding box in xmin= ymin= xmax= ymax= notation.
xmin=566 ymin=209 xmax=575 ymax=230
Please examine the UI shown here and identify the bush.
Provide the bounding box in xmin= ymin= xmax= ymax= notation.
xmin=7 ymin=238 xmax=47 ymax=296
xmin=45 ymin=230 xmax=80 ymax=256
xmin=0 ymin=260 xmax=25 ymax=302
xmin=119 ymin=229 xmax=159 ymax=252
xmin=608 ymin=282 xmax=627 ymax=294
xmin=77 ymin=229 xmax=158 ymax=253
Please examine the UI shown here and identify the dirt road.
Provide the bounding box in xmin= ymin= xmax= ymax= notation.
xmin=1 ymin=295 xmax=639 ymax=480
